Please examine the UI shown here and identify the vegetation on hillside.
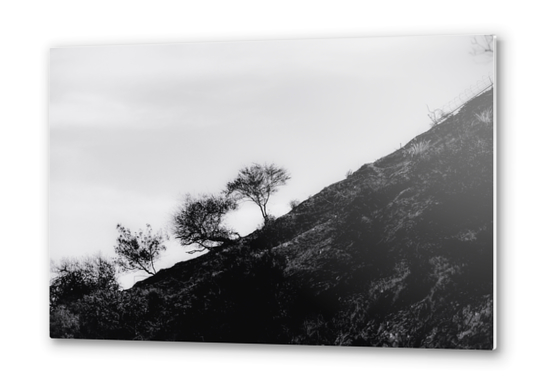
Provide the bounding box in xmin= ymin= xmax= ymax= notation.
xmin=50 ymin=90 xmax=494 ymax=349
xmin=172 ymin=194 xmax=239 ymax=253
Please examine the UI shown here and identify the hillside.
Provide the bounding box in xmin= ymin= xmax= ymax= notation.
xmin=54 ymin=89 xmax=494 ymax=348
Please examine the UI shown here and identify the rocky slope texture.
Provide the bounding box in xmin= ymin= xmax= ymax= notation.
xmin=52 ymin=90 xmax=494 ymax=349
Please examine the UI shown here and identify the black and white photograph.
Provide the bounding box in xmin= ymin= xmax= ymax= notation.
xmin=49 ymin=34 xmax=495 ymax=349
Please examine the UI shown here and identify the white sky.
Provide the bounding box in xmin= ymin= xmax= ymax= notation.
xmin=49 ymin=35 xmax=493 ymax=288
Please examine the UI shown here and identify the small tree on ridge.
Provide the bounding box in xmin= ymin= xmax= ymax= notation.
xmin=225 ymin=163 xmax=290 ymax=225
xmin=114 ymin=224 xmax=168 ymax=275
xmin=172 ymin=194 xmax=239 ymax=253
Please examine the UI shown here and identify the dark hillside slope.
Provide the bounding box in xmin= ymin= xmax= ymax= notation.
xmin=93 ymin=90 xmax=495 ymax=348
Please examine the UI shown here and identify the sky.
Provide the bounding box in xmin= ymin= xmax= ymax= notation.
xmin=49 ymin=35 xmax=494 ymax=288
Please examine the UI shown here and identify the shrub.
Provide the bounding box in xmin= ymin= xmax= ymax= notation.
xmin=404 ymin=140 xmax=431 ymax=158
xmin=50 ymin=305 xmax=80 ymax=338
xmin=289 ymin=199 xmax=300 ymax=210
xmin=76 ymin=288 xmax=167 ymax=340
xmin=50 ymin=254 xmax=119 ymax=309
xmin=50 ymin=254 xmax=119 ymax=338
xmin=475 ymin=107 xmax=493 ymax=125
xmin=427 ymin=106 xmax=449 ymax=126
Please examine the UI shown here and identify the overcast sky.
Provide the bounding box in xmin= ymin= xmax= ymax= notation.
xmin=49 ymin=35 xmax=493 ymax=288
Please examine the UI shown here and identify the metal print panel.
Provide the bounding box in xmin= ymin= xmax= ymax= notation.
xmin=49 ymin=35 xmax=496 ymax=349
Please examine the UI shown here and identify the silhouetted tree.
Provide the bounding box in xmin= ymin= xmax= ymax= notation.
xmin=172 ymin=194 xmax=239 ymax=253
xmin=225 ymin=163 xmax=290 ymax=224
xmin=114 ymin=224 xmax=168 ymax=275
xmin=50 ymin=254 xmax=119 ymax=309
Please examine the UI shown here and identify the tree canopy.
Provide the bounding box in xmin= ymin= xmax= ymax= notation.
xmin=114 ymin=224 xmax=168 ymax=275
xmin=225 ymin=163 xmax=290 ymax=224
xmin=171 ymin=194 xmax=239 ymax=253
xmin=50 ymin=254 xmax=119 ymax=308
